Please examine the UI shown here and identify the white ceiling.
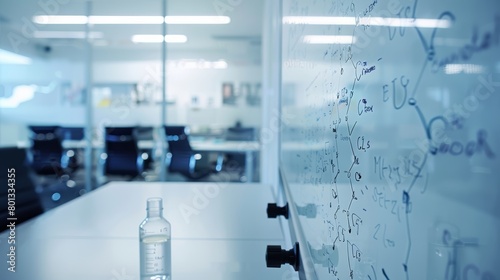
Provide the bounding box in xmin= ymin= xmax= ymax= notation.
xmin=0 ymin=0 xmax=264 ymax=64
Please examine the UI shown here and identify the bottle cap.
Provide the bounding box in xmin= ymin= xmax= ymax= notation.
xmin=147 ymin=197 xmax=163 ymax=210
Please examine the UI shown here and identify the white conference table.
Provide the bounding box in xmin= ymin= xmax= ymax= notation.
xmin=18 ymin=139 xmax=260 ymax=182
xmin=0 ymin=182 xmax=287 ymax=280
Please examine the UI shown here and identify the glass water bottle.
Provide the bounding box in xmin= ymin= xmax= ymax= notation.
xmin=139 ymin=197 xmax=171 ymax=280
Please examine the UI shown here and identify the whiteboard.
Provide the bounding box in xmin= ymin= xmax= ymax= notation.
xmin=280 ymin=0 xmax=500 ymax=279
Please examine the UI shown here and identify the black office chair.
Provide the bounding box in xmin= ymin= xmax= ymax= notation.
xmin=103 ymin=127 xmax=144 ymax=178
xmin=0 ymin=147 xmax=44 ymax=231
xmin=27 ymin=125 xmax=66 ymax=176
xmin=224 ymin=126 xmax=256 ymax=181
xmin=164 ymin=126 xmax=223 ymax=180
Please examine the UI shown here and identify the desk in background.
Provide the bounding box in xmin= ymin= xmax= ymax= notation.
xmin=191 ymin=140 xmax=260 ymax=182
xmin=18 ymin=139 xmax=261 ymax=182
xmin=123 ymin=139 xmax=260 ymax=182
xmin=0 ymin=182 xmax=286 ymax=280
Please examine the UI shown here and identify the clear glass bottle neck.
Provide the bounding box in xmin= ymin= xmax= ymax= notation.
xmin=146 ymin=197 xmax=164 ymax=219
xmin=147 ymin=209 xmax=163 ymax=218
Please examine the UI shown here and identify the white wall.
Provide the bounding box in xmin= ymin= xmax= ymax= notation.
xmin=0 ymin=58 xmax=262 ymax=144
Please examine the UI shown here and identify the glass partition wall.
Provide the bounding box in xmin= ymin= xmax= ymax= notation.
xmin=90 ymin=0 xmax=163 ymax=184
xmin=0 ymin=0 xmax=264 ymax=209
xmin=164 ymin=0 xmax=264 ymax=183
xmin=91 ymin=0 xmax=265 ymax=184
xmin=0 ymin=0 xmax=88 ymax=209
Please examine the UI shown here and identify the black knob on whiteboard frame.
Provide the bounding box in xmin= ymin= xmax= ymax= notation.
xmin=267 ymin=203 xmax=289 ymax=219
xmin=266 ymin=242 xmax=300 ymax=271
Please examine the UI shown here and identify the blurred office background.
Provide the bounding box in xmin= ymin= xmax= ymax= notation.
xmin=0 ymin=0 xmax=272 ymax=212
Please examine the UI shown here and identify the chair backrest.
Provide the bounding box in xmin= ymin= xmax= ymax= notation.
xmin=164 ymin=126 xmax=193 ymax=153
xmin=104 ymin=127 xmax=141 ymax=176
xmin=105 ymin=126 xmax=135 ymax=137
xmin=225 ymin=127 xmax=255 ymax=141
xmin=167 ymin=152 xmax=195 ymax=175
xmin=0 ymin=147 xmax=44 ymax=230
xmin=29 ymin=125 xmax=60 ymax=136
xmin=28 ymin=125 xmax=64 ymax=175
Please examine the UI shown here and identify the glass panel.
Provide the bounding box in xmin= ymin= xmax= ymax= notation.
xmin=90 ymin=0 xmax=162 ymax=184
xmin=0 ymin=0 xmax=265 ymax=187
xmin=165 ymin=0 xmax=264 ymax=182
xmin=0 ymin=0 xmax=87 ymax=207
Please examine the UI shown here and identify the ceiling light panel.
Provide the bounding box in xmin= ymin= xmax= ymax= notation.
xmin=33 ymin=31 xmax=103 ymax=39
xmin=33 ymin=15 xmax=231 ymax=25
xmin=132 ymin=35 xmax=187 ymax=43
xmin=0 ymin=49 xmax=32 ymax=64
xmin=164 ymin=16 xmax=230 ymax=24
xmin=303 ymin=35 xmax=356 ymax=44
